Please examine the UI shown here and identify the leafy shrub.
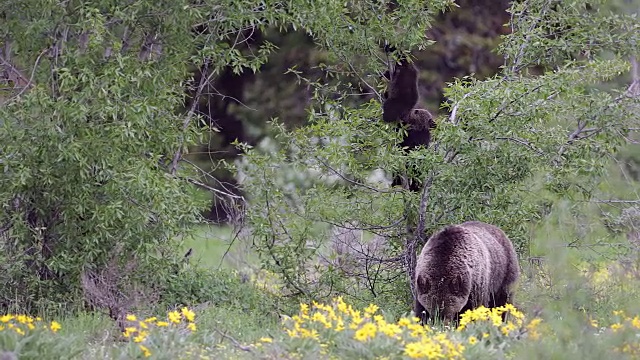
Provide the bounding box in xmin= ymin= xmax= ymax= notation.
xmin=157 ymin=267 xmax=280 ymax=314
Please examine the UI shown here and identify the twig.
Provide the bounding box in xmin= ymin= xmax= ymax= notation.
xmin=215 ymin=329 xmax=254 ymax=353
xmin=589 ymin=199 xmax=640 ymax=204
xmin=180 ymin=176 xmax=244 ymax=199
xmin=553 ymin=119 xmax=587 ymax=166
xmin=315 ymin=157 xmax=400 ymax=193
xmin=496 ymin=136 xmax=544 ymax=155
xmin=489 ymin=83 xmax=545 ymax=123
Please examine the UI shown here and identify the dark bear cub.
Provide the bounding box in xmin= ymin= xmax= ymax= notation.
xmin=382 ymin=59 xmax=419 ymax=124
xmin=414 ymin=221 xmax=520 ymax=324
xmin=381 ymin=50 xmax=436 ymax=192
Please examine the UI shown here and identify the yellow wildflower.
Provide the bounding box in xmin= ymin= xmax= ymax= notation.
xmin=354 ymin=323 xmax=377 ymax=342
xmin=336 ymin=297 xmax=348 ymax=314
xmin=407 ymin=323 xmax=427 ymax=337
xmin=187 ymin=323 xmax=197 ymax=332
xmin=168 ymin=311 xmax=181 ymax=324
xmin=398 ymin=317 xmax=411 ymax=327
xmin=15 ymin=315 xmax=30 ymax=324
xmin=631 ymin=316 xmax=640 ymax=329
xmin=50 ymin=321 xmax=61 ymax=333
xmin=611 ymin=323 xmax=624 ymax=332
xmin=181 ymin=307 xmax=196 ymax=322
xmin=14 ymin=327 xmax=25 ymax=335
xmin=364 ymin=304 xmax=379 ymax=316
xmin=0 ymin=315 xmax=13 ymax=323
xmin=404 ymin=342 xmax=424 ymax=358
xmin=133 ymin=331 xmax=148 ymax=343
xmin=491 ymin=311 xmax=503 ymax=327
xmin=139 ymin=345 xmax=151 ymax=358
xmin=379 ymin=322 xmax=402 ymax=338
xmin=349 ymin=312 xmax=363 ymax=329
xmin=325 ymin=307 xmax=337 ymax=321
xmin=299 ymin=328 xmax=319 ymax=340
xmin=139 ymin=321 xmax=148 ymax=329
xmin=123 ymin=327 xmax=137 ymax=337
xmin=528 ymin=318 xmax=543 ymax=329
xmin=468 ymin=336 xmax=478 ymax=345
xmin=259 ymin=337 xmax=273 ymax=343
xmin=312 ymin=312 xmax=330 ymax=328
xmin=144 ymin=317 xmax=157 ymax=323
xmin=501 ymin=321 xmax=516 ymax=336
xmin=300 ymin=303 xmax=310 ymax=316
xmin=126 ymin=314 xmax=137 ymax=321
xmin=156 ymin=321 xmax=169 ymax=327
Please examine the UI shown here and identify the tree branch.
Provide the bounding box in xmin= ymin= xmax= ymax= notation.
xmin=170 ymin=59 xmax=211 ymax=175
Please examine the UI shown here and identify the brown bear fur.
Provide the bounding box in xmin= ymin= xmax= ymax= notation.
xmin=399 ymin=108 xmax=436 ymax=150
xmin=414 ymin=221 xmax=520 ymax=324
xmin=382 ymin=60 xmax=419 ymax=123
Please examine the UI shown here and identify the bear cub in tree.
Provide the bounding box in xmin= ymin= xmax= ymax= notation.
xmin=414 ymin=221 xmax=520 ymax=324
xmin=382 ymin=49 xmax=436 ymax=191
xmin=382 ymin=51 xmax=436 ymax=150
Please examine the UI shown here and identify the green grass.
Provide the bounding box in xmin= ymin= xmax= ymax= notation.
xmin=178 ymin=224 xmax=259 ymax=270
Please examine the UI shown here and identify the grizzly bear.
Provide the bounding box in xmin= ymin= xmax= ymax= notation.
xmin=414 ymin=221 xmax=520 ymax=324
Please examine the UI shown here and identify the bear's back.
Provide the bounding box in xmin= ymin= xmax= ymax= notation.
xmin=418 ymin=224 xmax=488 ymax=270
xmin=458 ymin=221 xmax=520 ymax=290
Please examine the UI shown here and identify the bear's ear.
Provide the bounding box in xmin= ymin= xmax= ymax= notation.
xmin=417 ymin=274 xmax=430 ymax=292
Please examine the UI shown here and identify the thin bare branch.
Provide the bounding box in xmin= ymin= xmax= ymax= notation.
xmin=448 ymin=92 xmax=472 ymax=125
xmin=170 ymin=59 xmax=211 ymax=175
xmin=0 ymin=47 xmax=47 ymax=103
xmin=0 ymin=41 xmax=34 ymax=90
xmin=315 ymin=157 xmax=400 ymax=193
xmin=496 ymin=136 xmax=545 ymax=155
xmin=509 ymin=0 xmax=553 ymax=74
xmin=589 ymin=199 xmax=640 ymax=204
xmin=214 ymin=329 xmax=254 ymax=353
xmin=489 ymin=83 xmax=545 ymax=123
xmin=180 ymin=176 xmax=244 ymax=199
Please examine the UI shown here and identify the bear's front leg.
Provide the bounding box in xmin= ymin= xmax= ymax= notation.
xmin=414 ymin=298 xmax=429 ymax=325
